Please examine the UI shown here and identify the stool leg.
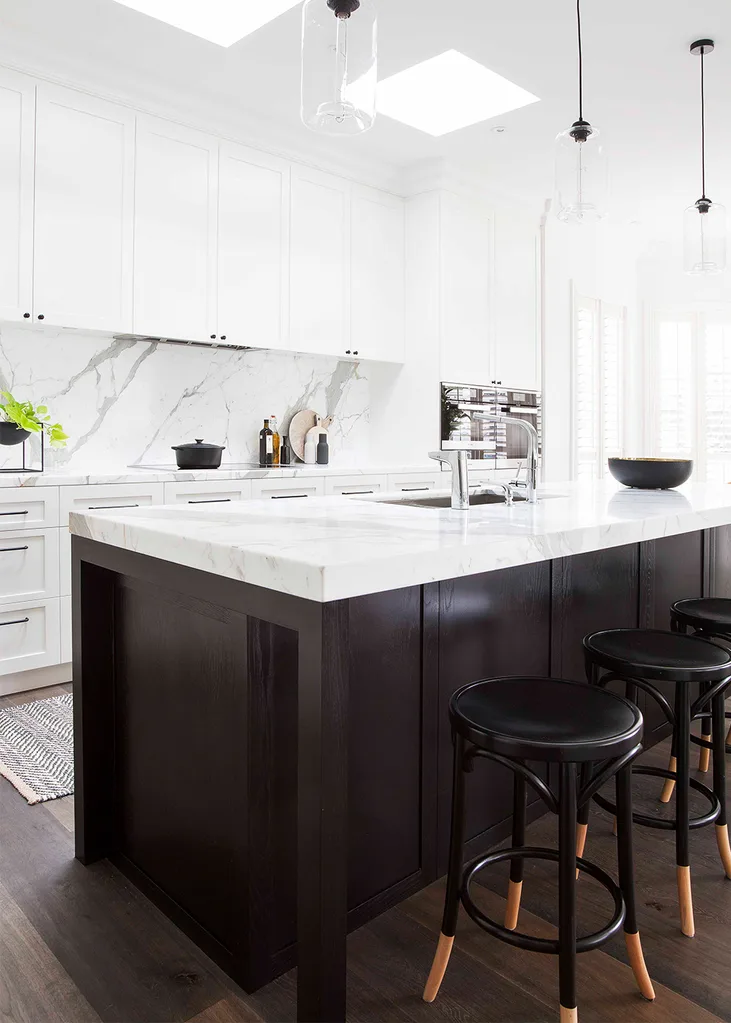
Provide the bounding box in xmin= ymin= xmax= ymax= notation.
xmin=699 ymin=682 xmax=712 ymax=773
xmin=505 ymin=772 xmax=526 ymax=930
xmin=675 ymin=685 xmax=695 ymax=937
xmin=423 ymin=734 xmax=467 ymax=1002
xmin=712 ymin=690 xmax=731 ymax=880
xmin=616 ymin=763 xmax=655 ymax=1001
xmin=659 ymin=732 xmax=677 ymax=804
xmin=558 ymin=763 xmax=578 ymax=1023
xmin=576 ymin=763 xmax=590 ymax=880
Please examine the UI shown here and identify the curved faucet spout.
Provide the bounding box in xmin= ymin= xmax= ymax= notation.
xmin=472 ymin=412 xmax=538 ymax=504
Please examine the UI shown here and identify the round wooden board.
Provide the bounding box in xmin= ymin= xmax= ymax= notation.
xmin=288 ymin=409 xmax=318 ymax=462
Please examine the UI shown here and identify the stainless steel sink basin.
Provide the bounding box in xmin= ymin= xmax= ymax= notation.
xmin=378 ymin=492 xmax=529 ymax=510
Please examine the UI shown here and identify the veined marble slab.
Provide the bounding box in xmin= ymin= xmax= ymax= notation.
xmin=70 ymin=481 xmax=731 ymax=603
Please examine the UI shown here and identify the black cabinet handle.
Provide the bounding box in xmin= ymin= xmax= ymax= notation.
xmin=187 ymin=498 xmax=232 ymax=504
xmin=0 ymin=510 xmax=28 ymax=516
xmin=342 ymin=490 xmax=374 ymax=495
xmin=220 ymin=335 xmax=227 ymax=341
xmin=23 ymin=312 xmax=30 ymax=318
xmin=0 ymin=545 xmax=29 ymax=553
xmin=87 ymin=503 xmax=140 ymax=510
xmin=401 ymin=487 xmax=430 ymax=492
xmin=353 ymin=350 xmax=359 ymax=355
xmin=271 ymin=493 xmax=308 ymax=499
xmin=37 ymin=314 xmax=44 ymax=320
xmin=0 ymin=617 xmax=29 ymax=627
xmin=210 ymin=334 xmax=216 ymax=340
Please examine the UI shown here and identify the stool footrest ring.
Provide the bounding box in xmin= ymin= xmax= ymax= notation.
xmin=593 ymin=765 xmax=721 ymax=831
xmin=461 ymin=846 xmax=625 ymax=956
xmin=690 ymin=731 xmax=731 ymax=756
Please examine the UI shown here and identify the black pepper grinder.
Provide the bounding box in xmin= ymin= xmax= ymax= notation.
xmin=316 ymin=432 xmax=329 ymax=465
xmin=280 ymin=435 xmax=291 ymax=465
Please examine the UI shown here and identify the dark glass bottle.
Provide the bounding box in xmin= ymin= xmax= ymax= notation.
xmin=316 ymin=432 xmax=329 ymax=465
xmin=280 ymin=435 xmax=291 ymax=465
xmin=259 ymin=419 xmax=274 ymax=467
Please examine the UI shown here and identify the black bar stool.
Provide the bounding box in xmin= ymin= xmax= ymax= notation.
xmin=671 ymin=598 xmax=731 ymax=774
xmin=423 ymin=677 xmax=654 ymax=1023
xmin=583 ymin=629 xmax=731 ymax=937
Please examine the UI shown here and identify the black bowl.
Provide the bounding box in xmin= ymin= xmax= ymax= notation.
xmin=608 ymin=458 xmax=693 ymax=490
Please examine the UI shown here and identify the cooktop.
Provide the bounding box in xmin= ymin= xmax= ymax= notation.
xmin=133 ymin=462 xmax=294 ymax=472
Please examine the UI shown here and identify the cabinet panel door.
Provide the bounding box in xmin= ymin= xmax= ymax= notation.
xmin=350 ymin=186 xmax=405 ymax=363
xmin=134 ymin=116 xmax=217 ymax=342
xmin=217 ymin=143 xmax=289 ymax=350
xmin=0 ymin=68 xmax=34 ymax=322
xmin=493 ymin=211 xmax=538 ymax=389
xmin=439 ymin=190 xmax=491 ymax=385
xmin=289 ymin=165 xmax=348 ymax=357
xmin=34 ymin=85 xmax=134 ymax=331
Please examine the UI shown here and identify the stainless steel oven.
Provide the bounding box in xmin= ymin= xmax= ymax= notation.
xmin=441 ymin=381 xmax=542 ymax=471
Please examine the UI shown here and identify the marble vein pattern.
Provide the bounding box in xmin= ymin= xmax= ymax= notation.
xmin=70 ymin=481 xmax=731 ymax=603
xmin=0 ymin=327 xmax=371 ymax=472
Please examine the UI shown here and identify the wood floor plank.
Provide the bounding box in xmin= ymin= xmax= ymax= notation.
xmin=44 ymin=795 xmax=74 ymax=833
xmin=186 ymin=995 xmax=265 ymax=1023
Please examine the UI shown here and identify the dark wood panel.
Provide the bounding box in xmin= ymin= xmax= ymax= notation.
xmin=706 ymin=524 xmax=731 ymax=597
xmin=438 ymin=562 xmax=552 ymax=867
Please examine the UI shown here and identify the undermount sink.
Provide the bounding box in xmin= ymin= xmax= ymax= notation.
xmin=377 ymin=491 xmax=529 ymax=510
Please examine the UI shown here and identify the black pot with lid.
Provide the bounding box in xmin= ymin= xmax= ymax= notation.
xmin=171 ymin=439 xmax=225 ymax=470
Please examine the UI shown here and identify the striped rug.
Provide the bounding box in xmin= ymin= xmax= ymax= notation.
xmin=0 ymin=693 xmax=73 ymax=804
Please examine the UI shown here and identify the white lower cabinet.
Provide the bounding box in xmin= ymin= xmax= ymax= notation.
xmin=324 ymin=475 xmax=388 ymax=496
xmin=0 ymin=487 xmax=60 ymax=531
xmin=163 ymin=480 xmax=253 ymax=505
xmin=0 ymin=597 xmax=60 ymax=677
xmin=60 ymin=482 xmax=165 ymax=525
xmin=0 ymin=528 xmax=59 ymax=604
xmin=387 ymin=471 xmax=443 ymax=492
xmin=251 ymin=477 xmax=325 ymax=500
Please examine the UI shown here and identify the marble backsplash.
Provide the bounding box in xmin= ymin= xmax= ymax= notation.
xmin=0 ymin=327 xmax=371 ymax=470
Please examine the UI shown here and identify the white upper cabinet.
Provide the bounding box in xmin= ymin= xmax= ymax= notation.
xmin=492 ymin=210 xmax=539 ymax=389
xmin=0 ymin=69 xmax=34 ymax=323
xmin=289 ymin=165 xmax=349 ymax=358
xmin=217 ymin=142 xmax=289 ymax=350
xmin=134 ymin=116 xmax=217 ymax=342
xmin=34 ymin=84 xmax=134 ymax=332
xmin=439 ymin=190 xmax=492 ymax=385
xmin=350 ymin=185 xmax=405 ymax=364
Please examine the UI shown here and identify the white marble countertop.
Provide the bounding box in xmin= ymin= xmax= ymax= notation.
xmin=0 ymin=462 xmax=438 ymax=488
xmin=69 ymin=481 xmax=731 ymax=603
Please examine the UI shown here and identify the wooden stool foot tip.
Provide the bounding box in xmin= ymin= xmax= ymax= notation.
xmin=504 ymin=879 xmax=523 ymax=930
xmin=677 ymin=865 xmax=695 ymax=937
xmin=716 ymin=824 xmax=731 ymax=879
xmin=625 ymin=931 xmax=656 ymax=1001
xmin=422 ymin=933 xmax=454 ymax=1003
xmin=659 ymin=756 xmax=677 ymax=803
xmin=560 ymin=1006 xmax=578 ymax=1023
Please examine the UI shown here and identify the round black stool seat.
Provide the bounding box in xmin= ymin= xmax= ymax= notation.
xmin=451 ymin=677 xmax=642 ymax=762
xmin=672 ymin=597 xmax=731 ymax=635
xmin=583 ymin=628 xmax=731 ymax=683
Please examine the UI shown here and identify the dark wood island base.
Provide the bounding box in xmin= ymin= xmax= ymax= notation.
xmin=72 ymin=527 xmax=731 ymax=1022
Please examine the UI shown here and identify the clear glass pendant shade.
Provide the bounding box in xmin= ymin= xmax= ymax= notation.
xmin=683 ymin=199 xmax=726 ymax=275
xmin=554 ymin=121 xmax=608 ymax=225
xmin=301 ymin=0 xmax=377 ymax=136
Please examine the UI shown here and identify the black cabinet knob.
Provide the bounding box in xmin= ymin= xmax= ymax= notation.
xmin=37 ymin=314 xmax=44 ymax=320
xmin=220 ymin=335 xmax=226 ymax=341
xmin=23 ymin=312 xmax=30 ymax=318
xmin=210 ymin=334 xmax=216 ymax=339
xmin=353 ymin=350 xmax=359 ymax=355
xmin=345 ymin=350 xmax=352 ymax=355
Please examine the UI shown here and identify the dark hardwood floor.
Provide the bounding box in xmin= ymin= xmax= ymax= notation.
xmin=0 ymin=685 xmax=728 ymax=1022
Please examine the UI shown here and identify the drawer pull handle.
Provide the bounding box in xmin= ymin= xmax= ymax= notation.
xmin=87 ymin=504 xmax=140 ymax=510
xmin=271 ymin=493 xmax=308 ymax=499
xmin=0 ymin=546 xmax=29 ymax=553
xmin=188 ymin=498 xmax=232 ymax=504
xmin=0 ymin=617 xmax=29 ymax=627
xmin=343 ymin=490 xmax=374 ymax=495
xmin=0 ymin=510 xmax=29 ymax=516
xmin=401 ymin=487 xmax=430 ymax=492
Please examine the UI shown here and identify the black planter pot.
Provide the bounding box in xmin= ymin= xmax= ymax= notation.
xmin=0 ymin=422 xmax=31 ymax=446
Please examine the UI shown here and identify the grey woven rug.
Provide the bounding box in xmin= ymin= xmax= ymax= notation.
xmin=0 ymin=693 xmax=73 ymax=804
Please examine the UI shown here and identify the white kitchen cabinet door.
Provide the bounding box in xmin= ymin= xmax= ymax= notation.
xmin=34 ymin=84 xmax=134 ymax=331
xmin=251 ymin=477 xmax=324 ymax=500
xmin=134 ymin=115 xmax=217 ymax=342
xmin=0 ymin=597 xmax=60 ymax=677
xmin=289 ymin=165 xmax=349 ymax=358
xmin=0 ymin=68 xmax=34 ymax=323
xmin=0 ymin=528 xmax=59 ymax=605
xmin=439 ymin=191 xmax=492 ymax=386
xmin=350 ymin=186 xmax=405 ymax=364
xmin=163 ymin=480 xmax=253 ymax=504
xmin=324 ymin=474 xmax=388 ymax=495
xmin=217 ymin=143 xmax=289 ymax=350
xmin=492 ymin=212 xmax=539 ymax=389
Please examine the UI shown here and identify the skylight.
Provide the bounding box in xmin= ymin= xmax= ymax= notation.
xmin=376 ymin=50 xmax=539 ymax=137
xmin=110 ymin=0 xmax=302 ymax=47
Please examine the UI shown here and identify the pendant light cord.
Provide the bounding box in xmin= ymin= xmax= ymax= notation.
xmin=576 ymin=0 xmax=584 ymax=121
xmin=700 ymin=45 xmax=707 ymax=200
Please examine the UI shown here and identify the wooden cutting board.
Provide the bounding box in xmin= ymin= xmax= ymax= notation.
xmin=288 ymin=410 xmax=318 ymax=462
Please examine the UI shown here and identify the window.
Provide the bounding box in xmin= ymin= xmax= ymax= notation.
xmin=572 ymin=291 xmax=626 ymax=480
xmin=650 ymin=312 xmax=731 ymax=481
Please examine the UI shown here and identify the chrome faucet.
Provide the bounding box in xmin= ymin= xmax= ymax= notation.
xmin=429 ymin=412 xmax=538 ymax=510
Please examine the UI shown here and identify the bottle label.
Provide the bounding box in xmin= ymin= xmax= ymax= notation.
xmin=266 ymin=436 xmax=273 ymax=454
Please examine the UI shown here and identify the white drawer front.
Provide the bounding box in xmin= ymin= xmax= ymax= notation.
xmin=0 ymin=487 xmax=60 ymax=530
xmin=251 ymin=478 xmax=325 ymax=500
xmin=0 ymin=598 xmax=60 ymax=676
xmin=0 ymin=529 xmax=59 ymax=605
xmin=386 ymin=472 xmax=443 ymax=493
xmin=60 ymin=595 xmax=71 ymax=664
xmin=324 ymin=475 xmax=388 ymax=496
xmin=164 ymin=480 xmax=253 ymax=505
xmin=60 ymin=482 xmax=165 ymax=525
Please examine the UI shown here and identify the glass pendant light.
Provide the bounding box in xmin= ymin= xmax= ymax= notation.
xmin=683 ymin=40 xmax=726 ymax=275
xmin=301 ymin=0 xmax=377 ymax=136
xmin=554 ymin=0 xmax=608 ymax=224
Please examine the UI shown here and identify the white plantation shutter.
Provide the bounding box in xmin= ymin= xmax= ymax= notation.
xmin=651 ymin=313 xmax=731 ymax=481
xmin=572 ymin=292 xmax=626 ymax=479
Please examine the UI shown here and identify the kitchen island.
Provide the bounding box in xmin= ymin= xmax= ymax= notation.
xmin=70 ymin=482 xmax=731 ymax=1022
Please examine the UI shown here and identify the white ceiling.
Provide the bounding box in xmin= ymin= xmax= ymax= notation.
xmin=1 ymin=0 xmax=730 ymax=226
